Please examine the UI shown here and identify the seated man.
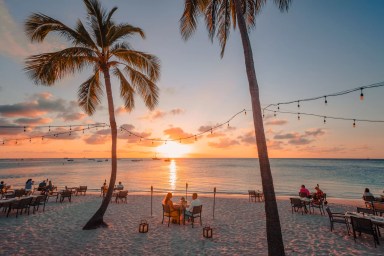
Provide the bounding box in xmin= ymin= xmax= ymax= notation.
xmin=299 ymin=185 xmax=310 ymax=198
xmin=185 ymin=193 xmax=202 ymax=220
xmin=37 ymin=180 xmax=47 ymax=191
xmin=115 ymin=181 xmax=124 ymax=190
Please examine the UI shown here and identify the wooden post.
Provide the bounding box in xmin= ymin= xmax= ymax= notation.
xmin=151 ymin=185 xmax=153 ymax=216
xmin=186 ymin=182 xmax=188 ymax=201
xmin=213 ymin=187 xmax=216 ymax=219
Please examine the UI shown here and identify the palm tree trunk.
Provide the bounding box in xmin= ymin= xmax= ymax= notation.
xmin=233 ymin=0 xmax=285 ymax=255
xmin=83 ymin=67 xmax=118 ymax=230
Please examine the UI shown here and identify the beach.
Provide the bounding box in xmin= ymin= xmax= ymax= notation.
xmin=1 ymin=193 xmax=383 ymax=255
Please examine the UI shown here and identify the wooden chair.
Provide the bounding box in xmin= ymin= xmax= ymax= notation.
xmin=350 ymin=216 xmax=380 ymax=247
xmin=114 ymin=190 xmax=128 ymax=203
xmin=59 ymin=190 xmax=72 ymax=203
xmin=7 ymin=197 xmax=33 ymax=218
xmin=76 ymin=186 xmax=87 ymax=196
xmin=14 ymin=189 xmax=26 ymax=198
xmin=363 ymin=195 xmax=375 ymax=209
xmin=248 ymin=190 xmax=263 ymax=202
xmin=357 ymin=207 xmax=375 ymax=216
xmin=325 ymin=207 xmax=350 ymax=234
xmin=372 ymin=202 xmax=384 ymax=216
xmin=29 ymin=195 xmax=47 ymax=214
xmin=162 ymin=204 xmax=173 ymax=227
xmin=189 ymin=205 xmax=203 ymax=228
xmin=290 ymin=198 xmax=304 ymax=215
xmin=310 ymin=198 xmax=325 ymax=215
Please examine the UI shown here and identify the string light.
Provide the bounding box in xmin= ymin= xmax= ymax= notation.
xmin=353 ymin=119 xmax=356 ymax=128
xmin=297 ymin=113 xmax=300 ymax=120
xmin=297 ymin=101 xmax=300 ymax=108
xmin=360 ymin=88 xmax=364 ymax=101
xmin=324 ymin=96 xmax=327 ymax=105
xmin=323 ymin=116 xmax=326 ymax=124
xmin=263 ymin=81 xmax=384 ymax=110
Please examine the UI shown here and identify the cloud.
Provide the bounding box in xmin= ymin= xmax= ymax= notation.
xmin=169 ymin=108 xmax=184 ymax=115
xmin=208 ymin=138 xmax=240 ymax=148
xmin=265 ymin=119 xmax=288 ymax=126
xmin=288 ymin=137 xmax=312 ymax=145
xmin=274 ymin=133 xmax=297 ymax=140
xmin=84 ymin=134 xmax=110 ymax=144
xmin=13 ymin=117 xmax=52 ymax=126
xmin=115 ymin=106 xmax=129 ymax=115
xmin=305 ymin=128 xmax=325 ymax=137
xmin=163 ymin=127 xmax=194 ymax=144
xmin=266 ymin=139 xmax=284 ymax=150
xmin=0 ymin=86 xmax=2 ymax=91
xmin=0 ymin=1 xmax=64 ymax=60
xmin=273 ymin=128 xmax=326 ymax=146
xmin=238 ymin=131 xmax=255 ymax=145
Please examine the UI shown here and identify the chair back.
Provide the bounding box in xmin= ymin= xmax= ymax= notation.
xmin=357 ymin=207 xmax=374 ymax=216
xmin=363 ymin=195 xmax=375 ymax=202
xmin=162 ymin=204 xmax=171 ymax=214
xmin=18 ymin=197 xmax=33 ymax=208
xmin=79 ymin=186 xmax=87 ymax=192
xmin=350 ymin=216 xmax=374 ymax=234
xmin=192 ymin=205 xmax=202 ymax=215
xmin=290 ymin=198 xmax=302 ymax=207
xmin=325 ymin=207 xmax=333 ymax=219
xmin=14 ymin=189 xmax=26 ymax=198
xmin=62 ymin=190 xmax=72 ymax=197
xmin=118 ymin=190 xmax=128 ymax=198
xmin=248 ymin=190 xmax=256 ymax=195
xmin=299 ymin=192 xmax=307 ymax=198
xmin=373 ymin=202 xmax=384 ymax=215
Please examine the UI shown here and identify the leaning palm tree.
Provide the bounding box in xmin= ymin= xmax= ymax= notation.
xmin=180 ymin=0 xmax=290 ymax=255
xmin=24 ymin=0 xmax=160 ymax=229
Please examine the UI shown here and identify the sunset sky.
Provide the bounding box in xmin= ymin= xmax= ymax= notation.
xmin=1 ymin=0 xmax=384 ymax=159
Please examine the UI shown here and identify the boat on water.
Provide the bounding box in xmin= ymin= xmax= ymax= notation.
xmin=67 ymin=159 xmax=74 ymax=162
xmin=164 ymin=159 xmax=171 ymax=162
xmin=131 ymin=159 xmax=143 ymax=162
xmin=152 ymin=153 xmax=161 ymax=160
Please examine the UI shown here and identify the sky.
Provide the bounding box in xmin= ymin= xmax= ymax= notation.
xmin=0 ymin=0 xmax=384 ymax=159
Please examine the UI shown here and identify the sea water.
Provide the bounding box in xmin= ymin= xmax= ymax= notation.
xmin=0 ymin=158 xmax=382 ymax=199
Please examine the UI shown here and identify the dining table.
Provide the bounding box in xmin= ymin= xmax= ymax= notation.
xmin=173 ymin=202 xmax=189 ymax=225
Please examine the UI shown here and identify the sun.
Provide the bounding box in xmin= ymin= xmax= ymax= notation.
xmin=156 ymin=141 xmax=191 ymax=158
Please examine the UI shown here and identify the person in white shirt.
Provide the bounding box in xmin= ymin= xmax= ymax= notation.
xmin=185 ymin=193 xmax=202 ymax=220
xmin=116 ymin=181 xmax=124 ymax=190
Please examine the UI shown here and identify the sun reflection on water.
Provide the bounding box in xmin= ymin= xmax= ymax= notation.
xmin=169 ymin=160 xmax=177 ymax=190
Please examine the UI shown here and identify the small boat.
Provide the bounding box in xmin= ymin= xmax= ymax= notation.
xmin=97 ymin=160 xmax=103 ymax=162
xmin=152 ymin=153 xmax=161 ymax=160
xmin=164 ymin=159 xmax=171 ymax=162
xmin=67 ymin=159 xmax=74 ymax=162
xmin=105 ymin=159 xmax=108 ymax=162
xmin=131 ymin=159 xmax=143 ymax=162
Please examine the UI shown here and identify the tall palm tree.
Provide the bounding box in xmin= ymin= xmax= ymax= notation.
xmin=24 ymin=0 xmax=160 ymax=229
xmin=180 ymin=0 xmax=291 ymax=255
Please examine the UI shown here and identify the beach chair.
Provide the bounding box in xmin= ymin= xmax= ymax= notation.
xmin=189 ymin=205 xmax=203 ymax=228
xmin=363 ymin=196 xmax=375 ymax=209
xmin=29 ymin=195 xmax=47 ymax=214
xmin=7 ymin=197 xmax=33 ymax=218
xmin=310 ymin=198 xmax=325 ymax=215
xmin=14 ymin=189 xmax=26 ymax=198
xmin=76 ymin=186 xmax=87 ymax=196
xmin=162 ymin=204 xmax=180 ymax=227
xmin=114 ymin=190 xmax=128 ymax=203
xmin=59 ymin=190 xmax=72 ymax=203
xmin=350 ymin=216 xmax=379 ymax=247
xmin=372 ymin=202 xmax=384 ymax=216
xmin=290 ymin=198 xmax=305 ymax=215
xmin=357 ymin=207 xmax=375 ymax=216
xmin=325 ymin=207 xmax=350 ymax=234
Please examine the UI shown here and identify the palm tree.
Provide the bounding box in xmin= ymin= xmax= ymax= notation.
xmin=24 ymin=0 xmax=160 ymax=229
xmin=180 ymin=0 xmax=290 ymax=255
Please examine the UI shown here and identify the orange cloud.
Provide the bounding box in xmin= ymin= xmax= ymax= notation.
xmin=208 ymin=138 xmax=240 ymax=148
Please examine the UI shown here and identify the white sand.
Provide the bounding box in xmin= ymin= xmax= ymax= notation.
xmin=0 ymin=194 xmax=383 ymax=255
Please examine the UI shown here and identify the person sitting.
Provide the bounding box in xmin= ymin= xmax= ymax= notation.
xmin=162 ymin=192 xmax=180 ymax=224
xmin=45 ymin=180 xmax=54 ymax=193
xmin=185 ymin=193 xmax=202 ymax=221
xmin=299 ymin=185 xmax=310 ymax=198
xmin=25 ymin=179 xmax=34 ymax=195
xmin=0 ymin=180 xmax=5 ymax=193
xmin=37 ymin=180 xmax=47 ymax=191
xmin=115 ymin=181 xmax=124 ymax=190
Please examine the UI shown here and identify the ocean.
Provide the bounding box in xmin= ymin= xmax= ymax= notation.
xmin=0 ymin=158 xmax=382 ymax=199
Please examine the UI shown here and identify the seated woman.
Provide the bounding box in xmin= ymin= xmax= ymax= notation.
xmin=299 ymin=185 xmax=310 ymax=198
xmin=312 ymin=186 xmax=325 ymax=204
xmin=162 ymin=192 xmax=180 ymax=224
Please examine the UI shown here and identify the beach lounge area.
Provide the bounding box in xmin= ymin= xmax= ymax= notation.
xmin=1 ymin=193 xmax=383 ymax=255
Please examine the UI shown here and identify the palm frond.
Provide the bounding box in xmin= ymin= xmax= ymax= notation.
xmin=75 ymin=20 xmax=98 ymax=49
xmin=180 ymin=0 xmax=201 ymax=40
xmin=78 ymin=70 xmax=103 ymax=115
xmin=274 ymin=0 xmax=291 ymax=12
xmin=204 ymin=0 xmax=218 ymax=42
xmin=112 ymin=49 xmax=160 ymax=81
xmin=217 ymin=0 xmax=231 ymax=58
xmin=24 ymin=47 xmax=96 ymax=85
xmin=124 ymin=66 xmax=159 ymax=110
xmin=107 ymin=24 xmax=145 ymax=46
xmin=113 ymin=67 xmax=135 ymax=111
xmin=231 ymin=0 xmax=237 ymax=29
xmin=84 ymin=0 xmax=108 ymax=48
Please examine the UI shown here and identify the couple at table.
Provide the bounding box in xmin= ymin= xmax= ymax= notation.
xmin=162 ymin=192 xmax=202 ymax=224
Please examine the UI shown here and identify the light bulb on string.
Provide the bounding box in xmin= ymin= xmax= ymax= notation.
xmin=297 ymin=101 xmax=300 ymax=108
xmin=70 ymin=125 xmax=72 ymax=131
xmin=297 ymin=113 xmax=300 ymax=120
xmin=323 ymin=116 xmax=326 ymax=124
xmin=274 ymin=111 xmax=276 ymax=117
xmin=227 ymin=122 xmax=229 ymax=128
xmin=195 ymin=135 xmax=197 ymax=141
xmin=277 ymin=104 xmax=280 ymax=110
xmin=210 ymin=128 xmax=213 ymax=134
xmin=360 ymin=88 xmax=364 ymax=101
xmin=15 ymin=140 xmax=18 ymax=144
xmin=244 ymin=110 xmax=246 ymax=115
xmin=29 ymin=138 xmax=31 ymax=143
xmin=49 ymin=126 xmax=51 ymax=132
xmin=42 ymin=136 xmax=44 ymax=141
xmin=324 ymin=96 xmax=327 ymax=105
xmin=24 ymin=126 xmax=26 ymax=132
xmin=353 ymin=119 xmax=356 ymax=128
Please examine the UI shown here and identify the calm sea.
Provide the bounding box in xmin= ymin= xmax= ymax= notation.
xmin=0 ymin=158 xmax=382 ymax=199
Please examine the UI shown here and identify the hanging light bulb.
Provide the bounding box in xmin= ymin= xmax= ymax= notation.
xmin=297 ymin=101 xmax=300 ymax=108
xmin=324 ymin=96 xmax=327 ymax=105
xmin=244 ymin=110 xmax=246 ymax=115
xmin=297 ymin=113 xmax=300 ymax=120
xmin=195 ymin=135 xmax=197 ymax=141
xmin=227 ymin=122 xmax=229 ymax=128
xmin=323 ymin=116 xmax=326 ymax=124
xmin=29 ymin=138 xmax=31 ymax=143
xmin=210 ymin=128 xmax=213 ymax=134
xmin=353 ymin=119 xmax=356 ymax=128
xmin=360 ymin=88 xmax=364 ymax=101
xmin=42 ymin=136 xmax=44 ymax=141
xmin=70 ymin=125 xmax=72 ymax=131
xmin=49 ymin=126 xmax=51 ymax=132
xmin=277 ymin=104 xmax=280 ymax=110
xmin=24 ymin=126 xmax=26 ymax=132
xmin=274 ymin=111 xmax=276 ymax=117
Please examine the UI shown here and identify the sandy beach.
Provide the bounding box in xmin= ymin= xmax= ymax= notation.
xmin=0 ymin=193 xmax=383 ymax=256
